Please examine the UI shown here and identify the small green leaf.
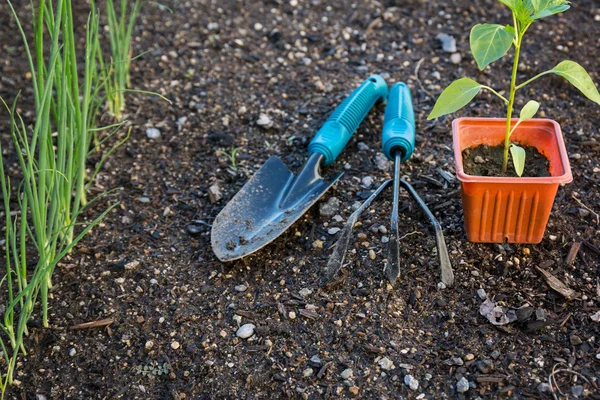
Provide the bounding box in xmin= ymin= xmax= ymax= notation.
xmin=510 ymin=145 xmax=526 ymax=177
xmin=519 ymin=100 xmax=540 ymax=120
xmin=515 ymin=0 xmax=536 ymax=25
xmin=470 ymin=24 xmax=515 ymax=70
xmin=532 ymin=0 xmax=570 ymax=19
xmin=498 ymin=0 xmax=517 ymax=11
xmin=549 ymin=60 xmax=600 ymax=105
xmin=427 ymin=78 xmax=482 ymax=120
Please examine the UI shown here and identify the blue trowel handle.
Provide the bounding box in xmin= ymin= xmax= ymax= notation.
xmin=308 ymin=74 xmax=388 ymax=166
xmin=382 ymin=82 xmax=415 ymax=162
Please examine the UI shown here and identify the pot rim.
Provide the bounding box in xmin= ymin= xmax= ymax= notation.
xmin=452 ymin=117 xmax=573 ymax=184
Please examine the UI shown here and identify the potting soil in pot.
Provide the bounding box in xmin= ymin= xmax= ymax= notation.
xmin=462 ymin=144 xmax=550 ymax=177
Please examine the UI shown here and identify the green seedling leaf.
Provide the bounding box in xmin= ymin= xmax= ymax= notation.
xmin=510 ymin=144 xmax=526 ymax=177
xmin=470 ymin=24 xmax=515 ymax=70
xmin=549 ymin=60 xmax=600 ymax=105
xmin=515 ymin=0 xmax=536 ymax=25
xmin=428 ymin=78 xmax=482 ymax=120
xmin=498 ymin=0 xmax=517 ymax=10
xmin=532 ymin=0 xmax=570 ymax=19
xmin=519 ymin=100 xmax=540 ymax=120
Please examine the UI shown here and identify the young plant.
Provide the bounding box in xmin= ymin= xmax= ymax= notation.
xmin=103 ymin=0 xmax=143 ymax=119
xmin=428 ymin=0 xmax=600 ymax=176
xmin=218 ymin=147 xmax=239 ymax=171
xmin=0 ymin=0 xmax=123 ymax=393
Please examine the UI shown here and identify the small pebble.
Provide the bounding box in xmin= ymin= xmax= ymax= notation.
xmin=145 ymin=341 xmax=154 ymax=350
xmin=465 ymin=353 xmax=475 ymax=361
xmin=436 ymin=33 xmax=457 ymax=52
xmin=309 ymin=355 xmax=322 ymax=366
xmin=450 ymin=53 xmax=462 ymax=64
xmin=477 ymin=288 xmax=487 ymax=300
xmin=235 ymin=284 xmax=247 ymax=292
xmin=320 ymin=197 xmax=341 ymax=217
xmin=171 ymin=341 xmax=180 ymax=350
xmin=340 ymin=368 xmax=353 ymax=380
xmin=571 ymin=385 xmax=584 ymax=397
xmin=146 ymin=127 xmax=161 ymax=139
xmin=303 ymin=368 xmax=313 ymax=377
xmin=236 ymin=323 xmax=255 ymax=339
xmin=537 ymin=382 xmax=552 ymax=393
xmin=254 ymin=22 xmax=263 ymax=31
xmin=349 ymin=386 xmax=359 ymax=396
xmin=328 ymin=227 xmax=341 ymax=235
xmin=522 ymin=248 xmax=530 ymax=255
xmin=299 ymin=288 xmax=312 ymax=297
xmin=368 ymin=249 xmax=376 ymax=260
xmin=256 ymin=113 xmax=272 ymax=127
xmin=374 ymin=153 xmax=391 ymax=171
xmin=69 ymin=348 xmax=76 ymax=357
xmin=474 ymin=156 xmax=485 ymax=164
xmin=570 ymin=334 xmax=582 ymax=346
xmin=357 ymin=142 xmax=369 ymax=151
xmin=186 ymin=224 xmax=202 ymax=234
xmin=362 ymin=176 xmax=374 ymax=188
xmin=381 ymin=236 xmax=389 ymax=243
xmin=437 ymin=282 xmax=447 ymax=290
xmin=312 ymin=240 xmax=324 ymax=249
xmin=456 ymin=377 xmax=469 ymax=393
xmin=476 ymin=360 xmax=493 ymax=374
xmin=404 ymin=375 xmax=419 ymax=390
xmin=288 ymin=311 xmax=297 ymax=319
xmin=378 ymin=357 xmax=394 ymax=370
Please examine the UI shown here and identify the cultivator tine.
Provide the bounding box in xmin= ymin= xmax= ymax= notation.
xmin=325 ymin=179 xmax=392 ymax=280
xmin=399 ymin=179 xmax=454 ymax=287
xmin=383 ymin=153 xmax=402 ymax=283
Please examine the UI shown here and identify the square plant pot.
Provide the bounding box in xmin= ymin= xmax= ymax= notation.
xmin=452 ymin=117 xmax=573 ymax=244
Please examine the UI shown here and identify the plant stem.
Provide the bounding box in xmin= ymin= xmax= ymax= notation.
xmin=503 ymin=21 xmax=523 ymax=173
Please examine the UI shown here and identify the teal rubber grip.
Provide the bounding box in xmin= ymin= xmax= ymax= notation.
xmin=308 ymin=74 xmax=388 ymax=166
xmin=382 ymin=82 xmax=415 ymax=162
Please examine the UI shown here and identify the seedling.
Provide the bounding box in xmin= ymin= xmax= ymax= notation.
xmin=136 ymin=361 xmax=170 ymax=378
xmin=218 ymin=146 xmax=239 ymax=171
xmin=428 ymin=0 xmax=600 ymax=176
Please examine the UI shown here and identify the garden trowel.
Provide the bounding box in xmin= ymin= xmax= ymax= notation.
xmin=211 ymin=75 xmax=388 ymax=261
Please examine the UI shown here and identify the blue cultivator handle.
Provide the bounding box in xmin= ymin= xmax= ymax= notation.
xmin=382 ymin=82 xmax=415 ymax=162
xmin=309 ymin=75 xmax=388 ymax=166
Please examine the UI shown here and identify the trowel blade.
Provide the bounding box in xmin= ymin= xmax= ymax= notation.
xmin=211 ymin=155 xmax=341 ymax=261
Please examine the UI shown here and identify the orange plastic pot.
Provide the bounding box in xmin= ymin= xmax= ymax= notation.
xmin=452 ymin=117 xmax=573 ymax=244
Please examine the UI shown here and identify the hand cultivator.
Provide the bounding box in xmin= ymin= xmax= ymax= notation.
xmin=325 ymin=83 xmax=455 ymax=287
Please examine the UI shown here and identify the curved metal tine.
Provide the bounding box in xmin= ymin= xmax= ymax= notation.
xmin=398 ymin=179 xmax=455 ymax=287
xmin=384 ymin=153 xmax=402 ymax=284
xmin=325 ymin=179 xmax=393 ymax=280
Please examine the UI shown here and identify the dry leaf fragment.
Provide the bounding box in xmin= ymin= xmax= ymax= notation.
xmin=535 ymin=266 xmax=578 ymax=300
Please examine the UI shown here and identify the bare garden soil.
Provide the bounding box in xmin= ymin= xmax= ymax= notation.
xmin=1 ymin=0 xmax=600 ymax=399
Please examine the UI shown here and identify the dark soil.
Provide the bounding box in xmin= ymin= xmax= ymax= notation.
xmin=1 ymin=0 xmax=600 ymax=399
xmin=463 ymin=145 xmax=551 ymax=177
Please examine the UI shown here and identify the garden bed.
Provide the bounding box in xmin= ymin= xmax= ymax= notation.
xmin=1 ymin=0 xmax=599 ymax=398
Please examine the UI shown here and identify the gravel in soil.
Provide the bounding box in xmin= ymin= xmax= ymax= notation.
xmin=462 ymin=145 xmax=550 ymax=177
xmin=1 ymin=0 xmax=600 ymax=399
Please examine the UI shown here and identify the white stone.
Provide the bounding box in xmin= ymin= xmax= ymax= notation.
xmin=378 ymin=357 xmax=394 ymax=370
xmin=340 ymin=368 xmax=353 ymax=380
xmin=236 ymin=323 xmax=255 ymax=339
xmin=404 ymin=375 xmax=419 ymax=390
xmin=146 ymin=127 xmax=161 ymax=139
xmin=456 ymin=377 xmax=469 ymax=393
